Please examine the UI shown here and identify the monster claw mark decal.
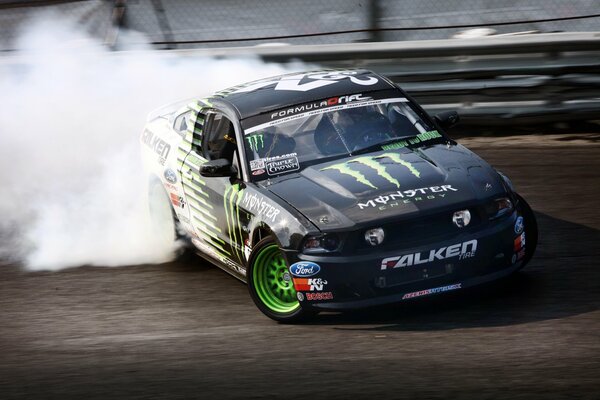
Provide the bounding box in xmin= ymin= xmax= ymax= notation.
xmin=321 ymin=153 xmax=420 ymax=189
xmin=224 ymin=184 xmax=247 ymax=264
xmin=351 ymin=156 xmax=400 ymax=188
xmin=245 ymin=134 xmax=265 ymax=152
xmin=321 ymin=163 xmax=377 ymax=189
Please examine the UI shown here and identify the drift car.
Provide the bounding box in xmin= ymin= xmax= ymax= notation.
xmin=141 ymin=69 xmax=537 ymax=322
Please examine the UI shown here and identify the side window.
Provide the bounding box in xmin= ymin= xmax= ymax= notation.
xmin=173 ymin=110 xmax=191 ymax=136
xmin=203 ymin=113 xmax=237 ymax=162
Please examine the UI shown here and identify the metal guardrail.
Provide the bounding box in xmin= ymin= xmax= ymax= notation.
xmin=1 ymin=31 xmax=598 ymax=127
xmin=170 ymin=32 xmax=600 ymax=126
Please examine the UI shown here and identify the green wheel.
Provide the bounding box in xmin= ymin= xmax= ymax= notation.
xmin=247 ymin=237 xmax=316 ymax=323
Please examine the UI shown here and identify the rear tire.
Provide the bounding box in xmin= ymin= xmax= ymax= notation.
xmin=247 ymin=237 xmax=316 ymax=323
xmin=515 ymin=192 xmax=538 ymax=271
xmin=148 ymin=180 xmax=191 ymax=259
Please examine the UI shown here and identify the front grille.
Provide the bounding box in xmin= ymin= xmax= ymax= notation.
xmin=346 ymin=204 xmax=488 ymax=254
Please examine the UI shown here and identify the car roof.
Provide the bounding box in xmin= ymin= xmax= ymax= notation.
xmin=213 ymin=69 xmax=396 ymax=120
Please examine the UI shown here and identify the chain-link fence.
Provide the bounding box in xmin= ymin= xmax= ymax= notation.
xmin=1 ymin=0 xmax=600 ymax=50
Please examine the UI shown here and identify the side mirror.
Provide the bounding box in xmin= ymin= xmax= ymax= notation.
xmin=434 ymin=111 xmax=460 ymax=130
xmin=199 ymin=158 xmax=237 ymax=178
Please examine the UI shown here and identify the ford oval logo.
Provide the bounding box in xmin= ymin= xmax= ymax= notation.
xmin=164 ymin=168 xmax=177 ymax=184
xmin=289 ymin=261 xmax=320 ymax=277
xmin=514 ymin=216 xmax=524 ymax=234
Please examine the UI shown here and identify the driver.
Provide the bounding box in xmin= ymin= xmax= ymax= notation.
xmin=315 ymin=106 xmax=393 ymax=155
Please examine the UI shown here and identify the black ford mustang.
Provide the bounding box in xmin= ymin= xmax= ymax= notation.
xmin=141 ymin=69 xmax=538 ymax=322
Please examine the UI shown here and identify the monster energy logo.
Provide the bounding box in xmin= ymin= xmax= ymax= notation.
xmin=381 ymin=130 xmax=442 ymax=151
xmin=321 ymin=153 xmax=420 ymax=189
xmin=224 ymin=184 xmax=247 ymax=264
xmin=246 ymin=134 xmax=264 ymax=152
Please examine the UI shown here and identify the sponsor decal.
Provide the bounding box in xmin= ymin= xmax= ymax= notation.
xmin=517 ymin=248 xmax=526 ymax=261
xmin=224 ymin=184 xmax=247 ymax=265
xmin=141 ymin=129 xmax=171 ymax=163
xmin=514 ymin=216 xmax=524 ymax=234
xmin=269 ymin=93 xmax=372 ymax=120
xmin=306 ymin=292 xmax=334 ymax=301
xmin=293 ymin=278 xmax=328 ymax=292
xmin=297 ymin=292 xmax=305 ymax=301
xmin=249 ymin=159 xmax=265 ymax=170
xmin=514 ymin=232 xmax=526 ymax=251
xmin=241 ymin=191 xmax=280 ymax=222
xmin=252 ymin=169 xmax=266 ymax=176
xmin=380 ymin=130 xmax=442 ymax=150
xmin=381 ymin=240 xmax=477 ymax=270
xmin=243 ymin=239 xmax=252 ymax=261
xmin=321 ymin=153 xmax=419 ymax=190
xmin=164 ymin=168 xmax=177 ymax=184
xmin=233 ymin=70 xmax=379 ymax=94
xmin=246 ymin=134 xmax=265 ymax=152
xmin=289 ymin=261 xmax=321 ymax=277
xmin=358 ymin=185 xmax=458 ymax=210
xmin=169 ymin=192 xmax=185 ymax=208
xmin=191 ymin=238 xmax=245 ymax=275
xmin=266 ymin=155 xmax=300 ymax=176
xmin=245 ymin=97 xmax=408 ymax=135
xmin=402 ymin=283 xmax=462 ymax=300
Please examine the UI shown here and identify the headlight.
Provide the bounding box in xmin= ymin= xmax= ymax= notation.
xmin=364 ymin=228 xmax=385 ymax=246
xmin=302 ymin=234 xmax=340 ymax=253
xmin=487 ymin=197 xmax=514 ymax=219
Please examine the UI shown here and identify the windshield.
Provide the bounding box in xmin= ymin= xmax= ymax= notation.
xmin=241 ymin=90 xmax=444 ymax=180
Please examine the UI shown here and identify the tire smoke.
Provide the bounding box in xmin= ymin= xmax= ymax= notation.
xmin=0 ymin=15 xmax=296 ymax=270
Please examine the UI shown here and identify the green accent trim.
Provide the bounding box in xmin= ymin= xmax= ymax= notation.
xmin=199 ymin=98 xmax=213 ymax=107
xmin=320 ymin=153 xmax=420 ymax=189
xmin=196 ymin=230 xmax=229 ymax=253
xmin=252 ymin=244 xmax=299 ymax=313
xmin=192 ymin=214 xmax=222 ymax=233
xmin=352 ymin=156 xmax=400 ymax=188
xmin=378 ymin=153 xmax=420 ymax=178
xmin=192 ymin=209 xmax=220 ymax=231
xmin=188 ymin=201 xmax=217 ymax=221
xmin=183 ymin=181 xmax=210 ymax=200
xmin=321 ymin=164 xmax=377 ymax=190
xmin=224 ymin=184 xmax=245 ymax=264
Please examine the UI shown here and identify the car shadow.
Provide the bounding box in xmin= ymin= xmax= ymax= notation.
xmin=305 ymin=211 xmax=600 ymax=330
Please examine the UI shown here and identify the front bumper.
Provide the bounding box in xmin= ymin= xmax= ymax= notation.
xmin=286 ymin=211 xmax=527 ymax=310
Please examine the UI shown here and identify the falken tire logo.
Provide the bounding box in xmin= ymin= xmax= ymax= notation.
xmin=381 ymin=239 xmax=478 ymax=270
xmin=289 ymin=262 xmax=321 ymax=277
xmin=321 ymin=153 xmax=420 ymax=190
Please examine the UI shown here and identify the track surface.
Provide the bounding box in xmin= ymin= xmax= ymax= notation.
xmin=1 ymin=135 xmax=599 ymax=399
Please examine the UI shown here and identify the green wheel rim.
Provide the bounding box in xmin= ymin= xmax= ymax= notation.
xmin=253 ymin=244 xmax=300 ymax=313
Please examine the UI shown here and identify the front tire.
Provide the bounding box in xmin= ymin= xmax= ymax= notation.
xmin=247 ymin=237 xmax=316 ymax=323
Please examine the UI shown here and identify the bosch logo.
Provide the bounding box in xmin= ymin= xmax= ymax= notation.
xmin=289 ymin=262 xmax=321 ymax=277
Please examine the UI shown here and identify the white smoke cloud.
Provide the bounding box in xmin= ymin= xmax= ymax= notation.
xmin=0 ymin=14 xmax=297 ymax=270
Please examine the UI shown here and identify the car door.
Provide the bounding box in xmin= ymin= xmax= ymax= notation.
xmin=181 ymin=109 xmax=248 ymax=276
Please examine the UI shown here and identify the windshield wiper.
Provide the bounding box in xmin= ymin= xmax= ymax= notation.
xmin=351 ymin=135 xmax=418 ymax=156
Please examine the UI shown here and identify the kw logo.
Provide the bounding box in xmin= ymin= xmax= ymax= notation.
xmin=320 ymin=153 xmax=420 ymax=189
xmin=245 ymin=134 xmax=265 ymax=152
xmin=224 ymin=184 xmax=247 ymax=264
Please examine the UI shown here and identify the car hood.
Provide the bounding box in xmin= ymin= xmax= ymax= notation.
xmin=266 ymin=143 xmax=508 ymax=230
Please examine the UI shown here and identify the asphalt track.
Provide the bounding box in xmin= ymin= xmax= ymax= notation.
xmin=1 ymin=134 xmax=599 ymax=399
